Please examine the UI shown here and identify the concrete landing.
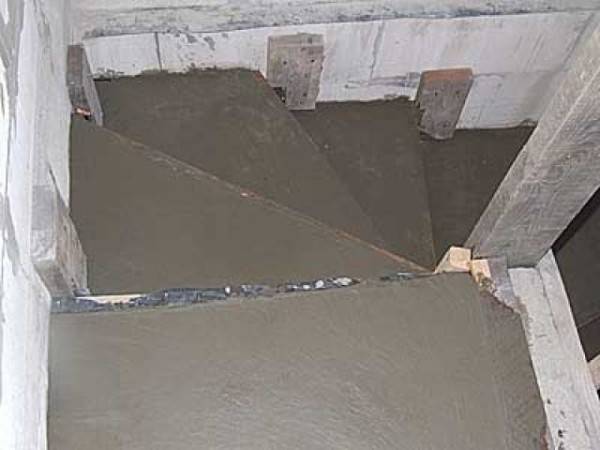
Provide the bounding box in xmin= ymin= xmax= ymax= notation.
xmin=294 ymin=100 xmax=435 ymax=269
xmin=49 ymin=274 xmax=544 ymax=449
xmin=70 ymin=118 xmax=420 ymax=294
xmin=96 ymin=70 xmax=384 ymax=249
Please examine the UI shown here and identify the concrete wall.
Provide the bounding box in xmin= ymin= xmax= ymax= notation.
xmin=83 ymin=11 xmax=595 ymax=128
xmin=0 ymin=0 xmax=71 ymax=448
xmin=72 ymin=0 xmax=600 ymax=40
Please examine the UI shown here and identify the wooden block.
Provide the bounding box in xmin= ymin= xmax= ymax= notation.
xmin=435 ymin=246 xmax=471 ymax=273
xmin=67 ymin=45 xmax=103 ymax=125
xmin=32 ymin=168 xmax=87 ymax=297
xmin=267 ymin=34 xmax=324 ymax=110
xmin=416 ymin=68 xmax=473 ymax=140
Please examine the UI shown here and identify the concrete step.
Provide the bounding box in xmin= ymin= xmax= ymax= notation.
xmin=49 ymin=273 xmax=544 ymax=449
xmin=96 ymin=69 xmax=384 ymax=249
xmin=294 ymin=100 xmax=437 ymax=269
xmin=70 ymin=118 xmax=423 ymax=294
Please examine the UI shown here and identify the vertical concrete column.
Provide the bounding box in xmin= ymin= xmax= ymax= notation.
xmin=466 ymin=21 xmax=600 ymax=266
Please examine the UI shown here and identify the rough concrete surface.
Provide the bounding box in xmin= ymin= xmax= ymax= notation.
xmin=96 ymin=70 xmax=384 ymax=249
xmin=49 ymin=274 xmax=544 ymax=449
xmin=70 ymin=118 xmax=419 ymax=294
xmin=72 ymin=0 xmax=599 ymax=42
xmin=294 ymin=100 xmax=436 ymax=268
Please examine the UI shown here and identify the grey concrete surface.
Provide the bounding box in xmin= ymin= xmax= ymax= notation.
xmin=70 ymin=118 xmax=420 ymax=294
xmin=49 ymin=274 xmax=544 ymax=449
xmin=72 ymin=0 xmax=600 ymax=41
xmin=96 ymin=70 xmax=385 ymax=250
xmin=422 ymin=127 xmax=533 ymax=261
xmin=294 ymin=100 xmax=436 ymax=269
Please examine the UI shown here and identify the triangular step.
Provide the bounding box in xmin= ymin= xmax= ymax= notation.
xmin=70 ymin=118 xmax=423 ymax=294
xmin=49 ymin=273 xmax=544 ymax=449
xmin=96 ymin=69 xmax=384 ymax=248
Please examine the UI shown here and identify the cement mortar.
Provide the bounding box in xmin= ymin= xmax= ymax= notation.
xmin=49 ymin=274 xmax=544 ymax=449
xmin=69 ymin=118 xmax=419 ymax=294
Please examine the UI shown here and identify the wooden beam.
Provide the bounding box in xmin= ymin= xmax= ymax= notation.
xmin=267 ymin=34 xmax=324 ymax=110
xmin=67 ymin=44 xmax=103 ymax=125
xmin=466 ymin=21 xmax=600 ymax=266
xmin=416 ymin=68 xmax=473 ymax=140
xmin=509 ymin=251 xmax=600 ymax=449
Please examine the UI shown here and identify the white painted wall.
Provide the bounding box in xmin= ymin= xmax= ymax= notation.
xmin=0 ymin=0 xmax=71 ymax=448
xmin=84 ymin=11 xmax=594 ymax=128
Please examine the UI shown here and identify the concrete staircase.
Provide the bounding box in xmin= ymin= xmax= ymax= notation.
xmin=51 ymin=70 xmax=546 ymax=449
xmin=71 ymin=69 xmax=431 ymax=294
xmin=70 ymin=116 xmax=422 ymax=294
xmin=97 ymin=69 xmax=384 ymax=250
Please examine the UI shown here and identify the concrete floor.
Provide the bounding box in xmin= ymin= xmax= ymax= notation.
xmin=49 ymin=274 xmax=544 ymax=449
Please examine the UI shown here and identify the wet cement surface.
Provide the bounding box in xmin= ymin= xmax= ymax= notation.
xmin=70 ymin=118 xmax=419 ymax=294
xmin=86 ymin=71 xmax=599 ymax=356
xmin=294 ymin=101 xmax=436 ymax=269
xmin=421 ymin=127 xmax=534 ymax=261
xmin=96 ymin=70 xmax=384 ymax=251
xmin=49 ymin=274 xmax=544 ymax=449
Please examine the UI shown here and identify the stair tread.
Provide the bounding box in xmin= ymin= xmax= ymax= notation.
xmin=70 ymin=118 xmax=424 ymax=294
xmin=49 ymin=274 xmax=544 ymax=449
xmin=96 ymin=69 xmax=385 ymax=249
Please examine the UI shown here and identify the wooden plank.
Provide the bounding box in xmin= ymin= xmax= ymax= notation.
xmin=267 ymin=33 xmax=324 ymax=110
xmin=466 ymin=20 xmax=600 ymax=266
xmin=67 ymin=44 xmax=103 ymax=125
xmin=416 ymin=68 xmax=473 ymax=140
xmin=509 ymin=251 xmax=600 ymax=449
xmin=435 ymin=246 xmax=471 ymax=273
